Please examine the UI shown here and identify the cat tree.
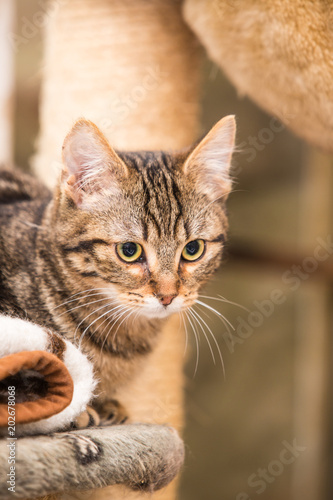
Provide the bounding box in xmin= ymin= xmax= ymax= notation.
xmin=0 ymin=0 xmax=14 ymax=166
xmin=33 ymin=1 xmax=201 ymax=500
xmin=1 ymin=0 xmax=332 ymax=499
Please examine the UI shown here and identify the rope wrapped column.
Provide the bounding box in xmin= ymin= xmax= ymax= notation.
xmin=34 ymin=0 xmax=201 ymax=186
xmin=34 ymin=2 xmax=201 ymax=499
xmin=0 ymin=0 xmax=15 ymax=167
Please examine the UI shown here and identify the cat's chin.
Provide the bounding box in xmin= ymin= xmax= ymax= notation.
xmin=138 ymin=307 xmax=176 ymax=320
xmin=135 ymin=295 xmax=188 ymax=320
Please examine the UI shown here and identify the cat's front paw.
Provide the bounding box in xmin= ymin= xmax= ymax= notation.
xmin=74 ymin=406 xmax=100 ymax=429
xmin=93 ymin=399 xmax=129 ymax=425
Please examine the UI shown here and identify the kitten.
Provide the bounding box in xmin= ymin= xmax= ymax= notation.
xmin=0 ymin=116 xmax=235 ymax=426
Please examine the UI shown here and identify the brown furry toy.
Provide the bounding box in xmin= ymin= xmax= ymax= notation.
xmin=0 ymin=321 xmax=96 ymax=436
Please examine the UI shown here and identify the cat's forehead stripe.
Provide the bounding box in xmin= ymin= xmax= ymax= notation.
xmin=118 ymin=151 xmax=186 ymax=240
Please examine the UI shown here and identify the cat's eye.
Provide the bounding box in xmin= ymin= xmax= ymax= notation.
xmin=181 ymin=239 xmax=205 ymax=262
xmin=116 ymin=242 xmax=143 ymax=263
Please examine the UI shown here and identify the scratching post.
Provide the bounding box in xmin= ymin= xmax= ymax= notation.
xmin=34 ymin=1 xmax=201 ymax=499
xmin=34 ymin=0 xmax=201 ymax=187
xmin=0 ymin=0 xmax=15 ymax=167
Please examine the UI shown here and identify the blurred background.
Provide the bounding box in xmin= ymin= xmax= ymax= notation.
xmin=4 ymin=1 xmax=333 ymax=499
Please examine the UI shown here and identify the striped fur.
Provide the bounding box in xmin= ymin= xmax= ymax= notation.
xmin=0 ymin=116 xmax=235 ymax=411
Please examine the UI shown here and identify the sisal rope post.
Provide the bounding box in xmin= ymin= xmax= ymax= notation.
xmin=33 ymin=1 xmax=201 ymax=499
xmin=0 ymin=0 xmax=15 ymax=167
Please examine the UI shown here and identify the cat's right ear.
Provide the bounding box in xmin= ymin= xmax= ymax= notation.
xmin=182 ymin=115 xmax=236 ymax=201
xmin=61 ymin=119 xmax=128 ymax=207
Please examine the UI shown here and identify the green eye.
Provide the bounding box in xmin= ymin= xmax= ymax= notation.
xmin=181 ymin=239 xmax=205 ymax=262
xmin=116 ymin=242 xmax=143 ymax=263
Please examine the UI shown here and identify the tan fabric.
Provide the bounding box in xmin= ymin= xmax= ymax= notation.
xmin=0 ymin=350 xmax=73 ymax=426
xmin=184 ymin=0 xmax=333 ymax=152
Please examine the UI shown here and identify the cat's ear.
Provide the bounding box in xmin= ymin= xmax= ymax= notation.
xmin=61 ymin=119 xmax=128 ymax=206
xmin=183 ymin=115 xmax=236 ymax=200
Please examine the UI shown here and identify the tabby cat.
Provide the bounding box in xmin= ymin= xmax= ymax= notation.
xmin=0 ymin=115 xmax=235 ymax=425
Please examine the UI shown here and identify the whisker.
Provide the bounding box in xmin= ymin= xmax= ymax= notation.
xmin=180 ymin=311 xmax=189 ymax=357
xmin=78 ymin=305 xmax=119 ymax=348
xmin=130 ymin=308 xmax=141 ymax=326
xmin=196 ymin=303 xmax=232 ymax=338
xmin=100 ymin=303 xmax=131 ymax=334
xmin=113 ymin=307 xmax=135 ymax=338
xmin=96 ymin=306 xmax=122 ymax=342
xmin=189 ymin=308 xmax=215 ymax=365
xmin=196 ymin=300 xmax=235 ymax=332
xmin=194 ymin=303 xmax=213 ymax=323
xmin=75 ymin=303 xmax=124 ymax=345
xmin=198 ymin=294 xmax=250 ymax=313
xmin=113 ymin=307 xmax=137 ymax=339
xmin=109 ymin=306 xmax=130 ymax=326
xmin=52 ymin=288 xmax=113 ymax=311
xmin=185 ymin=310 xmax=200 ymax=377
xmin=97 ymin=312 xmax=120 ymax=362
xmin=192 ymin=306 xmax=226 ymax=378
xmin=100 ymin=306 xmax=134 ymax=352
xmin=55 ymin=296 xmax=116 ymax=318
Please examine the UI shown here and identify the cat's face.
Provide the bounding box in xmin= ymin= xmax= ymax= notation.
xmin=53 ymin=117 xmax=235 ymax=320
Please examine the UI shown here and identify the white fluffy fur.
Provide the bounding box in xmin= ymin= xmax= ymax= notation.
xmin=0 ymin=315 xmax=97 ymax=435
xmin=0 ymin=315 xmax=49 ymax=356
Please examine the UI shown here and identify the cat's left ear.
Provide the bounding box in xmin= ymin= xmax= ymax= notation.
xmin=183 ymin=115 xmax=236 ymax=200
xmin=61 ymin=119 xmax=128 ymax=207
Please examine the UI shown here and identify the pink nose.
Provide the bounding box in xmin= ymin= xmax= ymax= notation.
xmin=158 ymin=295 xmax=176 ymax=306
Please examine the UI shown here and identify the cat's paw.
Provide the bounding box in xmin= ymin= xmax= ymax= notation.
xmin=93 ymin=399 xmax=129 ymax=425
xmin=74 ymin=406 xmax=100 ymax=429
